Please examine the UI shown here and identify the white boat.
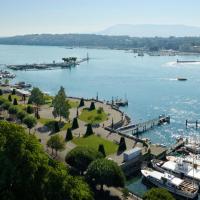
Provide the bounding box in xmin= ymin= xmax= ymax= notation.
xmin=141 ymin=168 xmax=198 ymax=199
xmin=152 ymin=159 xmax=200 ymax=185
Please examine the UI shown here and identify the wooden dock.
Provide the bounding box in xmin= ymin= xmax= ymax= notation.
xmin=117 ymin=115 xmax=170 ymax=136
xmin=186 ymin=120 xmax=200 ymax=129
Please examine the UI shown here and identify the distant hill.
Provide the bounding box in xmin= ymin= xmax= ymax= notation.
xmin=99 ymin=24 xmax=200 ymax=37
xmin=1 ymin=34 xmax=200 ymax=52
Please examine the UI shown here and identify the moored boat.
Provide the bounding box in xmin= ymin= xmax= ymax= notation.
xmin=152 ymin=159 xmax=200 ymax=185
xmin=141 ymin=168 xmax=198 ymax=199
xmin=177 ymin=77 xmax=187 ymax=81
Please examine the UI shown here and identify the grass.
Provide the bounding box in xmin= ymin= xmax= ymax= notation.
xmin=68 ymin=100 xmax=79 ymax=108
xmin=72 ymin=135 xmax=118 ymax=155
xmin=2 ymin=94 xmax=21 ymax=101
xmin=38 ymin=118 xmax=71 ymax=131
xmin=79 ymin=108 xmax=108 ymax=124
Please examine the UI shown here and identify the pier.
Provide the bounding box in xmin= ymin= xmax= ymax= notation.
xmin=117 ymin=115 xmax=170 ymax=136
xmin=185 ymin=120 xmax=200 ymax=129
xmin=7 ymin=56 xmax=89 ymax=71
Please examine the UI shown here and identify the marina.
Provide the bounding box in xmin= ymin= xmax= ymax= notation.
xmin=2 ymin=45 xmax=200 ymax=199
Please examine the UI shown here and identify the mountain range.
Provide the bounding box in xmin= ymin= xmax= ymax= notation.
xmin=98 ymin=24 xmax=200 ymax=37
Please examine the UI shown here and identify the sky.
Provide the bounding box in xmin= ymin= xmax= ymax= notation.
xmin=1 ymin=0 xmax=200 ymax=36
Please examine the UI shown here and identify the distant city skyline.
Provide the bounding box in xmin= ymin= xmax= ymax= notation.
xmin=1 ymin=0 xmax=200 ymax=36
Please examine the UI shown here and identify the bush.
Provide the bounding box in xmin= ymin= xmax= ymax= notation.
xmin=12 ymin=89 xmax=16 ymax=95
xmin=79 ymin=98 xmax=85 ymax=107
xmin=118 ymin=137 xmax=127 ymax=153
xmin=0 ymin=89 xmax=3 ymax=96
xmin=2 ymin=101 xmax=11 ymax=110
xmin=65 ymin=146 xmax=103 ymax=174
xmin=13 ymin=98 xmax=18 ymax=105
xmin=8 ymin=94 xmax=12 ymax=102
xmin=54 ymin=121 xmax=60 ymax=133
xmin=98 ymin=144 xmax=106 ymax=157
xmin=8 ymin=106 xmax=18 ymax=115
xmin=85 ymin=124 xmax=93 ymax=137
xmin=17 ymin=110 xmax=27 ymax=123
xmin=97 ymin=107 xmax=104 ymax=114
xmin=89 ymin=102 xmax=95 ymax=110
xmin=65 ymin=128 xmax=73 ymax=141
xmin=27 ymin=105 xmax=34 ymax=114
xmin=72 ymin=117 xmax=79 ymax=130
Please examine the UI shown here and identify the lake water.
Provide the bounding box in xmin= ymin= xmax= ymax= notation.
xmin=1 ymin=44 xmax=200 ymax=197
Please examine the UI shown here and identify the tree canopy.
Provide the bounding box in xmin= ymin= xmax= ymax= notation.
xmin=52 ymin=86 xmax=70 ymax=121
xmin=47 ymin=134 xmax=65 ymax=155
xmin=65 ymin=146 xmax=103 ymax=174
xmin=0 ymin=121 xmax=93 ymax=200
xmin=143 ymin=188 xmax=175 ymax=200
xmin=86 ymin=159 xmax=125 ymax=190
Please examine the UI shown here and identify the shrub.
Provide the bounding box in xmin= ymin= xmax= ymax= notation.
xmin=8 ymin=106 xmax=18 ymax=115
xmin=65 ymin=128 xmax=73 ymax=141
xmin=8 ymin=94 xmax=12 ymax=102
xmin=2 ymin=101 xmax=11 ymax=110
xmin=85 ymin=124 xmax=93 ymax=137
xmin=12 ymin=89 xmax=16 ymax=95
xmin=27 ymin=105 xmax=34 ymax=114
xmin=17 ymin=110 xmax=27 ymax=123
xmin=0 ymin=89 xmax=3 ymax=96
xmin=97 ymin=107 xmax=104 ymax=114
xmin=13 ymin=98 xmax=18 ymax=105
xmin=98 ymin=144 xmax=106 ymax=157
xmin=79 ymin=98 xmax=85 ymax=107
xmin=89 ymin=102 xmax=95 ymax=110
xmin=118 ymin=137 xmax=127 ymax=153
xmin=72 ymin=117 xmax=79 ymax=130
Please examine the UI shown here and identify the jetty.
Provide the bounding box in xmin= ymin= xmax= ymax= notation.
xmin=116 ymin=115 xmax=170 ymax=136
xmin=7 ymin=55 xmax=89 ymax=71
xmin=177 ymin=59 xmax=200 ymax=63
xmin=186 ymin=120 xmax=200 ymax=129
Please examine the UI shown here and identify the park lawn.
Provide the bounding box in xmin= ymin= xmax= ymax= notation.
xmin=72 ymin=135 xmax=118 ymax=156
xmin=79 ymin=108 xmax=108 ymax=124
xmin=2 ymin=94 xmax=21 ymax=101
xmin=68 ymin=100 xmax=79 ymax=108
xmin=38 ymin=118 xmax=71 ymax=131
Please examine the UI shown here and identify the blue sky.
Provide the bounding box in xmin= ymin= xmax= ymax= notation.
xmin=1 ymin=0 xmax=200 ymax=36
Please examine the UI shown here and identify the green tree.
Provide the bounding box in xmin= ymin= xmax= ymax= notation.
xmin=2 ymin=101 xmax=11 ymax=110
xmin=28 ymin=87 xmax=45 ymax=118
xmin=85 ymin=123 xmax=93 ymax=137
xmin=8 ymin=94 xmax=12 ymax=102
xmin=143 ymin=188 xmax=175 ymax=200
xmin=54 ymin=121 xmax=60 ymax=133
xmin=65 ymin=128 xmax=73 ymax=141
xmin=13 ymin=98 xmax=18 ymax=105
xmin=8 ymin=106 xmax=18 ymax=117
xmin=118 ymin=137 xmax=127 ymax=153
xmin=72 ymin=117 xmax=79 ymax=130
xmin=47 ymin=135 xmax=65 ymax=156
xmin=65 ymin=146 xmax=103 ymax=175
xmin=12 ymin=88 xmax=16 ymax=95
xmin=0 ymin=89 xmax=3 ymax=95
xmin=17 ymin=110 xmax=27 ymax=123
xmin=90 ymin=102 xmax=95 ymax=110
xmin=4 ymin=79 xmax=9 ymax=85
xmin=86 ymin=159 xmax=125 ymax=190
xmin=52 ymin=86 xmax=70 ymax=121
xmin=98 ymin=144 xmax=106 ymax=157
xmin=0 ymin=121 xmax=93 ymax=200
xmin=27 ymin=105 xmax=34 ymax=114
xmin=23 ymin=116 xmax=37 ymax=133
xmin=79 ymin=98 xmax=85 ymax=107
